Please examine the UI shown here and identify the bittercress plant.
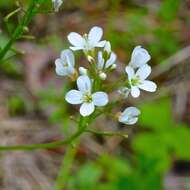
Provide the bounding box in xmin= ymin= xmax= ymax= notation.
xmin=55 ymin=26 xmax=157 ymax=126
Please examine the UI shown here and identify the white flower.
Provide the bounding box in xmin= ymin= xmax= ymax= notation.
xmin=129 ymin=46 xmax=151 ymax=68
xmin=97 ymin=51 xmax=117 ymax=71
xmin=65 ymin=75 xmax=109 ymax=117
xmin=67 ymin=26 xmax=106 ymax=51
xmin=52 ymin=0 xmax=63 ymax=12
xmin=118 ymin=107 xmax=140 ymax=125
xmin=55 ymin=49 xmax=75 ymax=77
xmin=125 ymin=64 xmax=157 ymax=98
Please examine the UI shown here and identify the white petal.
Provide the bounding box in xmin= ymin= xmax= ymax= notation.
xmin=105 ymin=52 xmax=117 ymax=68
xmin=61 ymin=49 xmax=75 ymax=67
xmin=123 ymin=107 xmax=141 ymax=117
xmin=118 ymin=114 xmax=129 ymax=123
xmin=136 ymin=64 xmax=151 ymax=80
xmin=130 ymin=46 xmax=151 ymax=68
xmin=77 ymin=75 xmax=92 ymax=92
xmin=126 ymin=117 xmax=138 ymax=125
xmin=88 ymin=26 xmax=103 ymax=45
xmin=79 ymin=67 xmax=87 ymax=75
xmin=80 ymin=103 xmax=95 ymax=117
xmin=55 ymin=59 xmax=67 ymax=76
xmin=125 ymin=66 xmax=135 ymax=80
xmin=96 ymin=40 xmax=106 ymax=47
xmin=66 ymin=66 xmax=75 ymax=75
xmin=65 ymin=90 xmax=83 ymax=104
xmin=67 ymin=32 xmax=85 ymax=48
xmin=131 ymin=86 xmax=140 ymax=98
xmin=92 ymin=92 xmax=108 ymax=106
xmin=104 ymin=41 xmax=111 ymax=53
xmin=97 ymin=51 xmax=104 ymax=70
xmin=119 ymin=107 xmax=140 ymax=125
xmin=70 ymin=46 xmax=84 ymax=51
xmin=138 ymin=80 xmax=157 ymax=92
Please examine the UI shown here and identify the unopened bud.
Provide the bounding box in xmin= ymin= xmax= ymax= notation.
xmin=23 ymin=26 xmax=29 ymax=33
xmin=99 ymin=72 xmax=107 ymax=80
xmin=79 ymin=67 xmax=87 ymax=75
xmin=110 ymin=64 xmax=117 ymax=70
xmin=104 ymin=41 xmax=111 ymax=53
xmin=87 ymin=55 xmax=94 ymax=63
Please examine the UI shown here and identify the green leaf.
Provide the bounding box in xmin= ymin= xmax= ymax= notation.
xmin=139 ymin=98 xmax=173 ymax=131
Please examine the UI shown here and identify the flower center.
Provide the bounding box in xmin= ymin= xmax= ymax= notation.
xmin=82 ymin=92 xmax=92 ymax=103
xmin=83 ymin=33 xmax=92 ymax=51
xmin=131 ymin=76 xmax=141 ymax=86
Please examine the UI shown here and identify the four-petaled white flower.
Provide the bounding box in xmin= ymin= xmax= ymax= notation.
xmin=55 ymin=49 xmax=75 ymax=77
xmin=67 ymin=26 xmax=106 ymax=51
xmin=52 ymin=0 xmax=63 ymax=12
xmin=129 ymin=46 xmax=151 ymax=69
xmin=118 ymin=107 xmax=140 ymax=125
xmin=125 ymin=64 xmax=157 ymax=98
xmin=65 ymin=75 xmax=109 ymax=117
xmin=97 ymin=51 xmax=117 ymax=71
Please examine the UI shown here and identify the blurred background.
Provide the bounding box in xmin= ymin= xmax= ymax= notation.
xmin=0 ymin=0 xmax=190 ymax=189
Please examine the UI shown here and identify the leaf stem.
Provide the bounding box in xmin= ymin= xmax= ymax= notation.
xmin=0 ymin=0 xmax=38 ymax=60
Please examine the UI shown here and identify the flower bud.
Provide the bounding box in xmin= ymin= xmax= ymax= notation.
xmin=110 ymin=64 xmax=117 ymax=70
xmin=99 ymin=72 xmax=107 ymax=80
xmin=104 ymin=41 xmax=111 ymax=54
xmin=79 ymin=67 xmax=87 ymax=75
xmin=52 ymin=0 xmax=63 ymax=12
xmin=87 ymin=55 xmax=94 ymax=63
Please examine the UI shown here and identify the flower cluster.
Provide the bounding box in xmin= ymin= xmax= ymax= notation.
xmin=55 ymin=26 xmax=157 ymax=126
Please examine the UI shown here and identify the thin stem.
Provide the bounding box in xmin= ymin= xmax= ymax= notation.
xmin=85 ymin=129 xmax=128 ymax=138
xmin=0 ymin=118 xmax=87 ymax=151
xmin=54 ymin=116 xmax=88 ymax=190
xmin=0 ymin=0 xmax=38 ymax=60
xmin=54 ymin=144 xmax=78 ymax=190
xmin=0 ymin=100 xmax=120 ymax=151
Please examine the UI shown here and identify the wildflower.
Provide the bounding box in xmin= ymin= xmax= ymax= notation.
xmin=65 ymin=75 xmax=109 ymax=116
xmin=55 ymin=49 xmax=76 ymax=78
xmin=125 ymin=64 xmax=157 ymax=98
xmin=118 ymin=107 xmax=140 ymax=125
xmin=52 ymin=0 xmax=63 ymax=12
xmin=129 ymin=46 xmax=151 ymax=69
xmin=67 ymin=26 xmax=106 ymax=51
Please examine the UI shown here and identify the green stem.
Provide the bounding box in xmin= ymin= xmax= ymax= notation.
xmin=54 ymin=116 xmax=88 ymax=190
xmin=0 ymin=0 xmax=38 ymax=60
xmin=54 ymin=144 xmax=78 ymax=190
xmin=0 ymin=100 xmax=120 ymax=151
xmin=85 ymin=129 xmax=128 ymax=138
xmin=0 ymin=117 xmax=87 ymax=151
